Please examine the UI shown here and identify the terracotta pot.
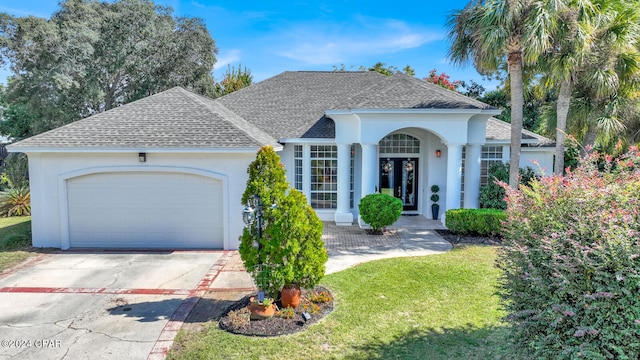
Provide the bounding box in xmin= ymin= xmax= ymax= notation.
xmin=280 ymin=285 xmax=301 ymax=308
xmin=248 ymin=297 xmax=276 ymax=320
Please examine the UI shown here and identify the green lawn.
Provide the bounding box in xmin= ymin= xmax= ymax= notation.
xmin=0 ymin=216 xmax=34 ymax=272
xmin=169 ymin=245 xmax=512 ymax=360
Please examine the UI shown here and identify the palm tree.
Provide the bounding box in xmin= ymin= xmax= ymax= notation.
xmin=543 ymin=0 xmax=640 ymax=173
xmin=447 ymin=0 xmax=557 ymax=188
xmin=542 ymin=1 xmax=595 ymax=174
xmin=540 ymin=0 xmax=640 ymax=158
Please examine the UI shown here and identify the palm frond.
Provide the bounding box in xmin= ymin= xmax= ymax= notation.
xmin=0 ymin=186 xmax=30 ymax=217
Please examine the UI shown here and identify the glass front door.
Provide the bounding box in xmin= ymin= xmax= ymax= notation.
xmin=379 ymin=158 xmax=418 ymax=211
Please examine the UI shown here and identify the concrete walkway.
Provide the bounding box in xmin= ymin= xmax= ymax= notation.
xmin=322 ymin=216 xmax=452 ymax=274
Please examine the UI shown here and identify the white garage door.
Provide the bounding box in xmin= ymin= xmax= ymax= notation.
xmin=67 ymin=172 xmax=223 ymax=249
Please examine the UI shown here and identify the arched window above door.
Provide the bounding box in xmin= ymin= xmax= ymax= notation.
xmin=379 ymin=133 xmax=420 ymax=154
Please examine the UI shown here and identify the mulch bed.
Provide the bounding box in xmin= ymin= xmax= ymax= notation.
xmin=435 ymin=229 xmax=502 ymax=246
xmin=218 ymin=286 xmax=334 ymax=337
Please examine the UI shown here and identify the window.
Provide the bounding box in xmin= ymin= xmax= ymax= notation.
xmin=481 ymin=146 xmax=503 ymax=186
xmin=310 ymin=145 xmax=337 ymax=209
xmin=460 ymin=146 xmax=503 ymax=206
xmin=379 ymin=133 xmax=420 ymax=154
xmin=294 ymin=145 xmax=303 ymax=191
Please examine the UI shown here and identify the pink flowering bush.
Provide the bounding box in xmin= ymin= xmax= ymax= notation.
xmin=423 ymin=69 xmax=462 ymax=91
xmin=498 ymin=146 xmax=640 ymax=359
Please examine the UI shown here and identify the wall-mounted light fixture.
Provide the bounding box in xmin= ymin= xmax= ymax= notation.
xmin=435 ymin=149 xmax=442 ymax=158
xmin=139 ymin=152 xmax=147 ymax=162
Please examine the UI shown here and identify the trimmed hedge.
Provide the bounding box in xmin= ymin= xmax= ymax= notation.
xmin=445 ymin=208 xmax=505 ymax=237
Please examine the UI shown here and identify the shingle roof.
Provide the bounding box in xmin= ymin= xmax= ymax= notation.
xmin=9 ymin=87 xmax=279 ymax=150
xmin=486 ymin=117 xmax=554 ymax=146
xmin=9 ymin=71 xmax=552 ymax=150
xmin=218 ymin=71 xmax=497 ymax=139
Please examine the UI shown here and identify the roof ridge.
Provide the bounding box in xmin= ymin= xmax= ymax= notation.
xmin=396 ymin=74 xmax=495 ymax=110
xmin=341 ymin=73 xmax=396 ymax=109
xmin=179 ymin=90 xmax=280 ymax=146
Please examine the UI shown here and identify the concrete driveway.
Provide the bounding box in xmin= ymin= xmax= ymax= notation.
xmin=0 ymin=250 xmax=254 ymax=360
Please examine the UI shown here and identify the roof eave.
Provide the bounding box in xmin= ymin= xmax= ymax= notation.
xmin=326 ymin=108 xmax=502 ymax=116
xmin=6 ymin=145 xmax=283 ymax=154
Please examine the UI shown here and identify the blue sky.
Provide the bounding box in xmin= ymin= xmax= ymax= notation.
xmin=0 ymin=0 xmax=500 ymax=90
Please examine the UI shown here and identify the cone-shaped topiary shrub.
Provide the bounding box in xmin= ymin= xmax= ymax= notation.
xmin=239 ymin=146 xmax=327 ymax=298
xmin=264 ymin=189 xmax=327 ymax=292
xmin=358 ymin=193 xmax=402 ymax=234
xmin=498 ymin=146 xmax=640 ymax=358
xmin=239 ymin=146 xmax=288 ymax=273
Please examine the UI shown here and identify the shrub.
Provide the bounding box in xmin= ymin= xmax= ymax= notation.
xmin=479 ymin=163 xmax=538 ymax=209
xmin=239 ymin=146 xmax=327 ymax=298
xmin=445 ymin=208 xmax=505 ymax=237
xmin=497 ymin=147 xmax=640 ymax=359
xmin=0 ymin=186 xmax=30 ymax=217
xmin=358 ymin=193 xmax=402 ymax=234
xmin=430 ymin=185 xmax=440 ymax=204
xmin=1 ymin=153 xmax=29 ymax=190
xmin=0 ymin=232 xmax=31 ymax=249
xmin=264 ymin=189 xmax=327 ymax=295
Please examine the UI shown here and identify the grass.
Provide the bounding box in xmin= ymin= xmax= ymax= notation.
xmin=168 ymin=245 xmax=513 ymax=360
xmin=0 ymin=216 xmax=34 ymax=272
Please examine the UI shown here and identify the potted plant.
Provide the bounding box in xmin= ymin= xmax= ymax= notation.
xmin=280 ymin=284 xmax=301 ymax=308
xmin=247 ymin=296 xmax=276 ymax=320
xmin=430 ymin=185 xmax=440 ymax=220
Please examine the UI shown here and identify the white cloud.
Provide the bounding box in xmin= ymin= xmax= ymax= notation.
xmin=0 ymin=6 xmax=49 ymax=18
xmin=214 ymin=49 xmax=242 ymax=70
xmin=213 ymin=49 xmax=248 ymax=80
xmin=274 ymin=17 xmax=443 ymax=65
xmin=191 ymin=1 xmax=206 ymax=9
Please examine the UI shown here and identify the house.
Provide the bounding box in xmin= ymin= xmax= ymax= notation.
xmin=8 ymin=71 xmax=553 ymax=250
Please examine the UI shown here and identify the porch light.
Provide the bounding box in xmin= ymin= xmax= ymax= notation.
xmin=138 ymin=152 xmax=147 ymax=162
xmin=435 ymin=149 xmax=442 ymax=158
xmin=242 ymin=206 xmax=255 ymax=226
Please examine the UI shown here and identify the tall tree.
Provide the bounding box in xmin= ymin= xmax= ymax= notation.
xmin=541 ymin=0 xmax=597 ymax=174
xmin=448 ymin=0 xmax=557 ymax=188
xmin=358 ymin=62 xmax=416 ymax=76
xmin=214 ymin=64 xmax=253 ymax=97
xmin=459 ymin=80 xmax=486 ymax=99
xmin=540 ymin=0 xmax=640 ymax=158
xmin=0 ymin=0 xmax=217 ymax=140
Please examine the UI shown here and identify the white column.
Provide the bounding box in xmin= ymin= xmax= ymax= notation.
xmin=334 ymin=143 xmax=354 ymax=225
xmin=464 ymin=144 xmax=482 ymax=209
xmin=358 ymin=143 xmax=378 ymax=227
xmin=444 ymin=143 xmax=463 ymax=223
xmin=360 ymin=143 xmax=378 ymax=196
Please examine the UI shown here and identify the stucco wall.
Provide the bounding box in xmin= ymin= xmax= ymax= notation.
xmin=26 ymin=151 xmax=256 ymax=250
xmin=520 ymin=148 xmax=554 ymax=175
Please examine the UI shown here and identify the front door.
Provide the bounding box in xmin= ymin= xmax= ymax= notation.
xmin=379 ymin=158 xmax=418 ymax=211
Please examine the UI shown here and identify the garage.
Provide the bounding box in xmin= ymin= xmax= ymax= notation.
xmin=66 ymin=171 xmax=223 ymax=249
